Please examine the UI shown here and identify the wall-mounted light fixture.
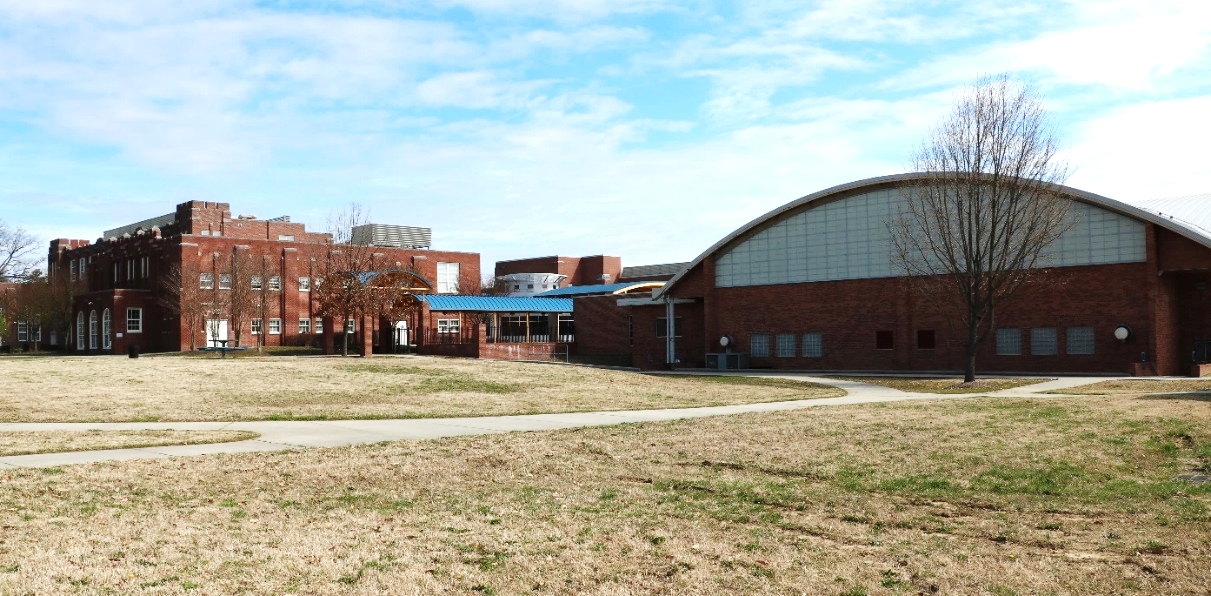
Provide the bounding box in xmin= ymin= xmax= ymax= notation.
xmin=1113 ymin=325 xmax=1132 ymax=341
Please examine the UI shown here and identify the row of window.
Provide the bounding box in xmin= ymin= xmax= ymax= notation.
xmin=201 ymin=273 xmax=300 ymax=291
xmin=196 ymin=263 xmax=462 ymax=293
xmin=995 ymin=327 xmax=1095 ymax=356
xmin=746 ymin=327 xmax=1100 ymax=358
xmin=246 ymin=318 xmax=361 ymax=335
xmin=74 ymin=308 xmax=142 ymax=350
xmin=750 ymin=333 xmax=824 ymax=358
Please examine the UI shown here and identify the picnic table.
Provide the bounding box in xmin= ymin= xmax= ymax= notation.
xmin=197 ymin=339 xmax=250 ymax=358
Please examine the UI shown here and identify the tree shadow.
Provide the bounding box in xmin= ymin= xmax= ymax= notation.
xmin=1136 ymin=392 xmax=1211 ymax=403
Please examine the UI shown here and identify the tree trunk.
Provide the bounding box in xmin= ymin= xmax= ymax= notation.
xmin=341 ymin=327 xmax=349 ymax=357
xmin=964 ymin=322 xmax=978 ymax=383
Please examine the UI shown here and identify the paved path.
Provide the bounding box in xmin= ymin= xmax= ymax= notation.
xmin=0 ymin=374 xmax=1123 ymax=469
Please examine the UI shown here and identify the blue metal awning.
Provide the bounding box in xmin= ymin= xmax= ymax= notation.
xmin=418 ymin=295 xmax=573 ymax=313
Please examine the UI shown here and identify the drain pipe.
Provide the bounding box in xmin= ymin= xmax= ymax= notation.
xmin=665 ymin=295 xmax=676 ymax=367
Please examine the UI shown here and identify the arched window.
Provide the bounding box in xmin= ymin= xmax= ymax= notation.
xmin=76 ymin=312 xmax=85 ymax=351
xmin=89 ymin=310 xmax=98 ymax=350
xmin=102 ymin=309 xmax=112 ymax=350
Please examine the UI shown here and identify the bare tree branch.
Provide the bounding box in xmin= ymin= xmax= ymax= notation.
xmin=0 ymin=220 xmax=38 ymax=282
xmin=891 ymin=74 xmax=1072 ymax=382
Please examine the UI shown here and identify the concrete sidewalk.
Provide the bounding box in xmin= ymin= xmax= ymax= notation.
xmin=0 ymin=374 xmax=1121 ymax=469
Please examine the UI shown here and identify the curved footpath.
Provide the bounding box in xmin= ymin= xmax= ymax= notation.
xmin=0 ymin=375 xmax=1118 ymax=469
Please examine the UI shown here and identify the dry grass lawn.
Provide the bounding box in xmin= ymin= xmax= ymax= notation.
xmin=0 ymin=430 xmax=259 ymax=457
xmin=1055 ymin=379 xmax=1211 ymax=396
xmin=0 ymin=393 xmax=1207 ymax=594
xmin=0 ymin=356 xmax=843 ymax=422
xmin=830 ymin=376 xmax=1049 ymax=394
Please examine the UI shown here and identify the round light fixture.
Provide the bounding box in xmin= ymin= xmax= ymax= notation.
xmin=719 ymin=335 xmax=731 ymax=348
xmin=1113 ymin=325 xmax=1131 ymax=341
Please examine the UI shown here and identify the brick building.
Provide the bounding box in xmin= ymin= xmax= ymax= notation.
xmin=579 ymin=174 xmax=1211 ymax=375
xmin=49 ymin=201 xmax=479 ymax=355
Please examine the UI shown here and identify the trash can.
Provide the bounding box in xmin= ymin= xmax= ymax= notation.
xmin=128 ymin=345 xmax=140 ymax=358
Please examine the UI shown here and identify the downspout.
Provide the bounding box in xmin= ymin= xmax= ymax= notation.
xmin=665 ymin=296 xmax=676 ymax=366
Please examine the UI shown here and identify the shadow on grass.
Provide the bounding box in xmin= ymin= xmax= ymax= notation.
xmin=1136 ymin=392 xmax=1211 ymax=403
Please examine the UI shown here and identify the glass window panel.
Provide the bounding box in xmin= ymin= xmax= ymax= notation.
xmin=776 ymin=333 xmax=795 ymax=357
xmin=750 ymin=334 xmax=770 ymax=357
xmin=1031 ymin=328 xmax=1057 ymax=356
xmin=1067 ymin=327 xmax=1095 ymax=355
xmin=996 ymin=328 xmax=1021 ymax=355
xmin=802 ymin=333 xmax=823 ymax=357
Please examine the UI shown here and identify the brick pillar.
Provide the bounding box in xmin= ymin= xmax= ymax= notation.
xmin=281 ymin=248 xmax=298 ymax=348
xmin=360 ymin=315 xmax=374 ymax=357
xmin=323 ymin=315 xmax=336 ymax=355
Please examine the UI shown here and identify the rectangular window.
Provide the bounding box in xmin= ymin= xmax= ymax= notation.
xmin=268 ymin=276 xmax=281 ymax=291
xmin=1067 ymin=326 xmax=1095 ymax=355
xmin=141 ymin=256 xmax=149 ymax=278
xmin=219 ymin=274 xmax=232 ymax=290
xmin=345 ymin=319 xmax=355 ymax=333
xmin=251 ymin=275 xmax=263 ymax=290
xmin=298 ymin=276 xmax=311 ymax=291
xmin=251 ymin=319 xmax=262 ymax=335
xmin=126 ymin=308 xmax=142 ymax=333
xmin=113 ymin=263 xmax=118 ymax=283
xmin=875 ymin=330 xmax=894 ymax=350
xmin=298 ymin=318 xmax=311 ymax=334
xmin=79 ymin=258 xmax=86 ymax=278
xmin=655 ymin=317 xmax=683 ymax=338
xmin=1031 ymin=327 xmax=1058 ymax=356
xmin=751 ymin=333 xmax=770 ymax=357
xmin=776 ymin=333 xmax=796 ymax=357
xmin=17 ymin=322 xmax=27 ymax=342
xmin=917 ymin=329 xmax=936 ymax=350
xmin=996 ymin=328 xmax=1022 ymax=355
xmin=802 ymin=333 xmax=823 ymax=357
xmin=127 ymin=258 xmax=134 ymax=280
xmin=268 ymin=318 xmax=281 ymax=334
xmin=200 ymin=272 xmax=214 ymax=289
xmin=437 ymin=318 xmax=461 ymax=334
xmin=278 ymin=235 xmax=294 ymax=241
xmin=315 ymin=318 xmax=324 ymax=334
xmin=70 ymin=260 xmax=77 ymax=281
xmin=437 ymin=262 xmax=460 ymax=293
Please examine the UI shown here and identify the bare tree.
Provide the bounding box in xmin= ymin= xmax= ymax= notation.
xmin=315 ymin=204 xmax=378 ymax=356
xmin=40 ymin=270 xmax=81 ymax=351
xmin=223 ymin=249 xmax=258 ymax=348
xmin=159 ymin=261 xmax=210 ymax=351
xmin=891 ymin=74 xmax=1071 ymax=383
xmin=250 ymin=254 xmax=281 ymax=353
xmin=0 ymin=220 xmax=38 ymax=282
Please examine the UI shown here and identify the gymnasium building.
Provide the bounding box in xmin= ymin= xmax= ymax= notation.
xmin=610 ymin=174 xmax=1211 ymax=376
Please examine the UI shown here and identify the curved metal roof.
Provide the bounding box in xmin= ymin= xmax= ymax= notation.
xmin=657 ymin=172 xmax=1211 ymax=298
xmin=1134 ymin=194 xmax=1211 ymax=239
xmin=534 ymin=281 xmax=665 ymax=297
xmin=353 ymin=269 xmax=434 ymax=290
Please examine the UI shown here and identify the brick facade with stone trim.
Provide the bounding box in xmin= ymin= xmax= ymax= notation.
xmin=48 ymin=201 xmax=479 ymax=355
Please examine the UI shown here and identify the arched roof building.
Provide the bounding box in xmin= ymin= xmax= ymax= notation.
xmin=651 ymin=174 xmax=1211 ymax=376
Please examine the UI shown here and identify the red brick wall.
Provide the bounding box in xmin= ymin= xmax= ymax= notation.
xmin=646 ymin=261 xmax=1172 ymax=374
xmin=494 ymin=255 xmax=622 ymax=286
xmin=573 ymin=295 xmax=632 ymax=357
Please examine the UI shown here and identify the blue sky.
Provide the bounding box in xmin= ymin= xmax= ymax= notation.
xmin=2 ymin=0 xmax=1210 ymax=274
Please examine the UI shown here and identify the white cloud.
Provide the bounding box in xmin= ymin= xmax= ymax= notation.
xmin=1067 ymin=96 xmax=1211 ymax=202
xmin=884 ymin=2 xmax=1211 ymax=92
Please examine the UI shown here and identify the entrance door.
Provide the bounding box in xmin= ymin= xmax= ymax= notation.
xmin=394 ymin=321 xmax=409 ymax=352
xmin=205 ymin=320 xmax=229 ymax=347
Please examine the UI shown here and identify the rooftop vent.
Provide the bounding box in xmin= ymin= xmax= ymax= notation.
xmin=351 ymin=224 xmax=432 ymax=249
